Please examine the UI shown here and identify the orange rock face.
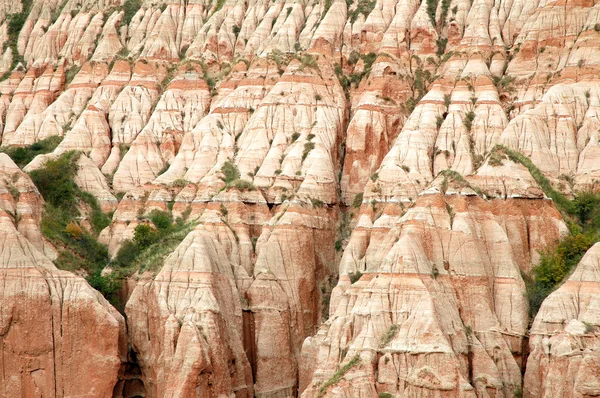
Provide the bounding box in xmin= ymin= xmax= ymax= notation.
xmin=0 ymin=0 xmax=600 ymax=397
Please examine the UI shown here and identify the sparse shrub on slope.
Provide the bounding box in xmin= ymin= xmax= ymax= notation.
xmin=113 ymin=210 xmax=196 ymax=273
xmin=499 ymin=145 xmax=600 ymax=317
xmin=29 ymin=152 xmax=117 ymax=302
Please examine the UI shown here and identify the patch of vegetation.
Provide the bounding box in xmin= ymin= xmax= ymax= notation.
xmin=65 ymin=65 xmax=81 ymax=86
xmin=499 ymin=145 xmax=573 ymax=213
xmin=31 ymin=152 xmax=116 ymax=302
xmin=335 ymin=211 xmax=351 ymax=251
xmin=171 ymin=178 xmax=188 ymax=188
xmin=297 ymin=53 xmax=319 ymax=71
xmin=220 ymin=161 xmax=240 ymax=183
xmin=317 ymin=355 xmax=360 ymax=397
xmin=349 ymin=0 xmax=376 ymax=24
xmin=219 ymin=161 xmax=256 ymax=191
xmin=378 ymin=394 xmax=393 ymax=398
xmin=426 ymin=0 xmax=438 ymax=27
xmin=379 ymin=324 xmax=398 ymax=347
xmin=302 ymin=141 xmax=315 ymax=162
xmin=228 ymin=178 xmax=256 ymax=191
xmin=310 ymin=197 xmax=324 ymax=208
xmin=400 ymin=62 xmax=438 ymax=116
xmin=113 ymin=211 xmax=196 ymax=273
xmin=348 ymin=52 xmax=376 ymax=88
xmin=200 ymin=62 xmax=218 ymax=96
xmin=497 ymin=145 xmax=600 ymax=317
xmin=436 ymin=37 xmax=448 ymax=56
xmin=349 ymin=271 xmax=363 ymax=284
xmin=1 ymin=0 xmax=33 ymax=80
xmin=488 ymin=149 xmax=506 ymax=167
xmin=1 ymin=136 xmax=63 ymax=168
xmin=463 ymin=111 xmax=475 ymax=132
xmin=122 ymin=0 xmax=142 ymax=27
xmin=352 ymin=192 xmax=364 ymax=208
xmin=438 ymin=169 xmax=482 ymax=196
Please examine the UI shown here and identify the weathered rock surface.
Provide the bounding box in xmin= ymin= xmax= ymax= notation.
xmin=0 ymin=0 xmax=599 ymax=396
xmin=0 ymin=154 xmax=126 ymax=397
xmin=524 ymin=242 xmax=600 ymax=398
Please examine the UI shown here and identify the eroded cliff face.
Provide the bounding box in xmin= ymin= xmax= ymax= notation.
xmin=0 ymin=0 xmax=600 ymax=397
xmin=0 ymin=154 xmax=126 ymax=397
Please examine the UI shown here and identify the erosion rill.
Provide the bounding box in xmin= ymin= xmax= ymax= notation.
xmin=0 ymin=0 xmax=599 ymax=397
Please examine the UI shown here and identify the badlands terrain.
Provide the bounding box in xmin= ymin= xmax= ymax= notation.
xmin=0 ymin=0 xmax=599 ymax=396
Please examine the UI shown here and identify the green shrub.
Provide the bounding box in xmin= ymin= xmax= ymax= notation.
xmin=113 ymin=209 xmax=196 ymax=272
xmin=149 ymin=210 xmax=172 ymax=231
xmin=87 ymin=271 xmax=121 ymax=305
xmin=426 ymin=0 xmax=438 ymax=27
xmin=317 ymin=355 xmax=360 ymax=397
xmin=122 ymin=0 xmax=142 ymax=26
xmin=352 ymin=192 xmax=364 ymax=208
xmin=349 ymin=271 xmax=362 ymax=284
xmin=133 ymin=224 xmax=159 ymax=249
xmin=488 ymin=149 xmax=506 ymax=167
xmin=228 ymin=179 xmax=256 ymax=191
xmin=220 ymin=161 xmax=240 ymax=183
xmin=349 ymin=0 xmax=376 ymax=24
xmin=113 ymin=240 xmax=140 ymax=268
xmin=297 ymin=53 xmax=319 ymax=71
xmin=171 ymin=178 xmax=188 ymax=188
xmin=310 ymin=197 xmax=324 ymax=207
xmin=302 ymin=141 xmax=315 ymax=161
xmin=379 ymin=324 xmax=398 ymax=347
xmin=1 ymin=136 xmax=63 ymax=168
xmin=29 ymin=151 xmax=80 ymax=212
xmin=436 ymin=37 xmax=448 ymax=56
xmin=463 ymin=111 xmax=475 ymax=132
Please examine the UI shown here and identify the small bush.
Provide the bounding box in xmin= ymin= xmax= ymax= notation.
xmin=349 ymin=271 xmax=363 ymax=284
xmin=302 ymin=142 xmax=315 ymax=161
xmin=228 ymin=178 xmax=256 ymax=191
xmin=488 ymin=150 xmax=506 ymax=167
xmin=220 ymin=161 xmax=240 ymax=183
xmin=122 ymin=0 xmax=142 ymax=26
xmin=463 ymin=111 xmax=475 ymax=132
xmin=133 ymin=224 xmax=159 ymax=249
xmin=65 ymin=65 xmax=81 ymax=86
xmin=352 ymin=192 xmax=364 ymax=208
xmin=310 ymin=198 xmax=324 ymax=208
xmin=220 ymin=203 xmax=228 ymax=216
xmin=148 ymin=210 xmax=172 ymax=231
xmin=29 ymin=151 xmax=80 ymax=212
xmin=171 ymin=178 xmax=188 ymax=188
xmin=113 ymin=240 xmax=141 ymax=268
xmin=1 ymin=136 xmax=63 ymax=168
xmin=317 ymin=355 xmax=360 ymax=397
xmin=379 ymin=324 xmax=398 ymax=347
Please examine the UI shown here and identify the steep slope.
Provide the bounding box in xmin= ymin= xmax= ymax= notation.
xmin=0 ymin=0 xmax=599 ymax=397
xmin=524 ymin=242 xmax=600 ymax=398
xmin=0 ymin=154 xmax=126 ymax=397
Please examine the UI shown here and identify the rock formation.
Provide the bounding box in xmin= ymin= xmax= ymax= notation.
xmin=0 ymin=0 xmax=598 ymax=397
